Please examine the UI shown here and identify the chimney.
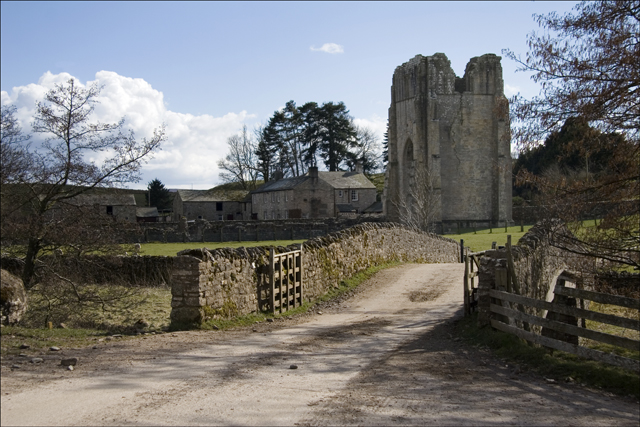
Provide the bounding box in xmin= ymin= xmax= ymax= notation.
xmin=355 ymin=161 xmax=363 ymax=174
xmin=273 ymin=170 xmax=283 ymax=181
xmin=309 ymin=166 xmax=318 ymax=184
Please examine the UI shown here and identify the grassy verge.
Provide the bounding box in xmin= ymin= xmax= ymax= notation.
xmin=0 ymin=327 xmax=118 ymax=356
xmin=138 ymin=240 xmax=306 ymax=256
xmin=194 ymin=261 xmax=402 ymax=331
xmin=455 ymin=313 xmax=640 ymax=399
xmin=1 ymin=286 xmax=172 ymax=357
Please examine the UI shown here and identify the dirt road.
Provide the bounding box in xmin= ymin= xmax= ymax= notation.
xmin=1 ymin=264 xmax=638 ymax=426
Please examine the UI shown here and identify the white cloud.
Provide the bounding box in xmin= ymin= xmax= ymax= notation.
xmin=504 ymin=84 xmax=520 ymax=97
xmin=310 ymin=43 xmax=344 ymax=54
xmin=1 ymin=71 xmax=254 ymax=189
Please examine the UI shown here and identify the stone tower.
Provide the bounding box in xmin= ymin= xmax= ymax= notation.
xmin=384 ymin=53 xmax=512 ymax=232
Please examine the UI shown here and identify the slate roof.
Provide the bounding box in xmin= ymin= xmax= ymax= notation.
xmin=136 ymin=207 xmax=159 ymax=218
xmin=317 ymin=171 xmax=376 ymax=189
xmin=336 ymin=204 xmax=357 ymax=213
xmin=363 ymin=201 xmax=383 ymax=213
xmin=251 ymin=171 xmax=375 ymax=194
xmin=176 ymin=189 xmax=248 ymax=203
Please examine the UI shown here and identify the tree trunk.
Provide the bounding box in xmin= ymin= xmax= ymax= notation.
xmin=22 ymin=238 xmax=41 ymax=290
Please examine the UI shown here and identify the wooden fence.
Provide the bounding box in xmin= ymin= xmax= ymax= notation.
xmin=486 ymin=236 xmax=640 ymax=372
xmin=463 ymin=250 xmax=483 ymax=315
xmin=268 ymin=246 xmax=303 ymax=314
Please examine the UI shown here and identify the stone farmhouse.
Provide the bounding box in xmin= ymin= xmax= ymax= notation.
xmin=251 ymin=166 xmax=377 ymax=220
xmin=172 ymin=189 xmax=250 ymax=222
xmin=70 ymin=193 xmax=137 ymax=223
xmin=384 ymin=52 xmax=512 ymax=231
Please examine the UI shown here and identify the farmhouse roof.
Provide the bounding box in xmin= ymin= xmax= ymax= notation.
xmin=136 ymin=207 xmax=159 ymax=218
xmin=176 ymin=189 xmax=248 ymax=203
xmin=251 ymin=171 xmax=375 ymax=194
xmin=363 ymin=201 xmax=383 ymax=213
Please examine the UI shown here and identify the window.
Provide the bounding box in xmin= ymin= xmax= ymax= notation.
xmin=106 ymin=206 xmax=113 ymax=215
xmin=285 ymin=192 xmax=288 ymax=202
xmin=272 ymin=211 xmax=275 ymax=220
xmin=351 ymin=190 xmax=358 ymax=201
xmin=264 ymin=193 xmax=267 ymax=203
xmin=338 ymin=190 xmax=343 ymax=198
xmin=276 ymin=193 xmax=280 ymax=202
xmin=271 ymin=192 xmax=275 ymax=202
xmin=218 ymin=214 xmax=223 ymax=221
xmin=216 ymin=202 xmax=223 ymax=211
xmin=198 ymin=215 xmax=203 ymax=219
xmin=264 ymin=210 xmax=268 ymax=220
xmin=284 ymin=210 xmax=289 ymax=219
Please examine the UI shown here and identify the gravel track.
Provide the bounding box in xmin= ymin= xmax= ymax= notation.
xmin=1 ymin=263 xmax=638 ymax=426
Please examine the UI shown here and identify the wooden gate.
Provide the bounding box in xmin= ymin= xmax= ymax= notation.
xmin=269 ymin=245 xmax=303 ymax=314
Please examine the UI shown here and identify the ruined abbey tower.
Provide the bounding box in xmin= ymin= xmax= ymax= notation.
xmin=384 ymin=53 xmax=512 ymax=232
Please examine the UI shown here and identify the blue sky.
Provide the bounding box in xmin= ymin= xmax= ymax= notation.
xmin=1 ymin=1 xmax=579 ymax=189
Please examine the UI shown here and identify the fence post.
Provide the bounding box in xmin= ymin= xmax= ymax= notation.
xmin=463 ymin=249 xmax=469 ymax=315
xmin=460 ymin=239 xmax=464 ymax=263
xmin=299 ymin=243 xmax=304 ymax=304
xmin=269 ymin=248 xmax=275 ymax=314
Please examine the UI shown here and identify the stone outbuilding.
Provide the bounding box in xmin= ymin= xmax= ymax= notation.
xmin=136 ymin=207 xmax=160 ymax=223
xmin=251 ymin=167 xmax=377 ymax=220
xmin=173 ymin=189 xmax=250 ymax=222
xmin=384 ymin=52 xmax=512 ymax=232
xmin=70 ymin=193 xmax=138 ymax=223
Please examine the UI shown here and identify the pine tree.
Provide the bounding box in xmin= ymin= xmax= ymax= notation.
xmin=147 ymin=178 xmax=172 ymax=210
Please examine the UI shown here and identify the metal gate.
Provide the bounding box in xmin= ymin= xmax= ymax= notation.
xmin=269 ymin=245 xmax=303 ymax=314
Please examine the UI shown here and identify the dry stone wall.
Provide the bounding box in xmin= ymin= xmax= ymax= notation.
xmin=170 ymin=222 xmax=459 ymax=325
xmin=0 ymin=255 xmax=174 ymax=288
xmin=137 ymin=217 xmax=386 ymax=244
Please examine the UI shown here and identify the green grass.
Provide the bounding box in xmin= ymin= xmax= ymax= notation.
xmin=444 ymin=224 xmax=534 ymax=252
xmin=138 ymin=240 xmax=307 ymax=256
xmin=455 ymin=313 xmax=640 ymax=399
xmin=1 ymin=285 xmax=172 ymax=357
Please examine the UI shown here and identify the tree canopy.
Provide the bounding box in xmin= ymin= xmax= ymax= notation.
xmin=505 ymin=1 xmax=639 ymax=269
xmin=255 ymin=100 xmax=378 ymax=180
xmin=147 ymin=178 xmax=172 ymax=210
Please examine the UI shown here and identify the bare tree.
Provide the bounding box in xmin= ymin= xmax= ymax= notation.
xmin=504 ymin=1 xmax=639 ymax=269
xmin=217 ymin=125 xmax=260 ymax=190
xmin=0 ymin=105 xmax=32 ymax=186
xmin=392 ymin=162 xmax=441 ymax=233
xmin=0 ymin=78 xmax=166 ymax=288
xmin=351 ymin=125 xmax=383 ymax=174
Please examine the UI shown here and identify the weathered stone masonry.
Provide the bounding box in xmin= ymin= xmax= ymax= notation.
xmin=170 ymin=223 xmax=460 ymax=324
xmin=385 ymin=53 xmax=512 ymax=231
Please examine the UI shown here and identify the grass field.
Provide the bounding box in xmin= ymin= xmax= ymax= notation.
xmin=444 ymin=224 xmax=534 ymax=252
xmin=138 ymin=240 xmax=306 ymax=256
xmin=137 ymin=225 xmax=535 ymax=257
